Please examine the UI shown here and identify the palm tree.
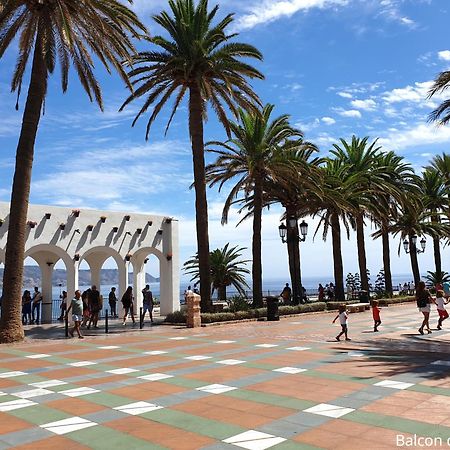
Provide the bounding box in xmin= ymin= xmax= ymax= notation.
xmin=420 ymin=168 xmax=449 ymax=274
xmin=206 ymin=104 xmax=304 ymax=307
xmin=183 ymin=244 xmax=250 ymax=300
xmin=430 ymin=152 xmax=450 ymax=188
xmin=120 ymin=0 xmax=263 ymax=312
xmin=0 ymin=0 xmax=146 ymax=343
xmin=428 ymin=72 xmax=450 ymax=124
xmin=370 ymin=151 xmax=415 ymax=296
xmin=330 ymin=136 xmax=382 ymax=294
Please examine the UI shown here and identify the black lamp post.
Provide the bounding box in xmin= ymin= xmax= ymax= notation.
xmin=403 ymin=235 xmax=426 ymax=287
xmin=403 ymin=235 xmax=426 ymax=254
xmin=279 ymin=217 xmax=308 ymax=304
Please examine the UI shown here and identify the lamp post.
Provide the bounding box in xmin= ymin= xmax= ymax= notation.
xmin=279 ymin=217 xmax=308 ymax=305
xmin=403 ymin=235 xmax=426 ymax=287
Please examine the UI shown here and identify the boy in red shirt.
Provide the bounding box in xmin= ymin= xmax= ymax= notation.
xmin=372 ymin=300 xmax=381 ymax=332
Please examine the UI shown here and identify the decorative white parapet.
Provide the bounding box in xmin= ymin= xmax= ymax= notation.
xmin=0 ymin=202 xmax=179 ymax=322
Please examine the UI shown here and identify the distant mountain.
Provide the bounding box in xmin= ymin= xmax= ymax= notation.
xmin=0 ymin=266 xmax=159 ymax=287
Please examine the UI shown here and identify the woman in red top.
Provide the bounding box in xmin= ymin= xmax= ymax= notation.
xmin=372 ymin=300 xmax=381 ymax=332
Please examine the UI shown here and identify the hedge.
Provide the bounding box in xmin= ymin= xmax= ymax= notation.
xmin=378 ymin=296 xmax=415 ymax=306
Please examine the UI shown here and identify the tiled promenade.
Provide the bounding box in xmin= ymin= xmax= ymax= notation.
xmin=0 ymin=303 xmax=449 ymax=449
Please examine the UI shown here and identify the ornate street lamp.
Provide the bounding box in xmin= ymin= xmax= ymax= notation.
xmin=403 ymin=236 xmax=426 ymax=254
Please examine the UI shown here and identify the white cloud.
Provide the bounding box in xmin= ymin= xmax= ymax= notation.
xmin=321 ymin=117 xmax=336 ymax=125
xmin=350 ymin=99 xmax=377 ymax=111
xmin=438 ymin=50 xmax=450 ymax=62
xmin=338 ymin=109 xmax=362 ymax=118
xmin=378 ymin=123 xmax=450 ymax=151
xmin=382 ymin=81 xmax=433 ymax=104
xmin=337 ymin=92 xmax=353 ymax=99
xmin=234 ymin=0 xmax=348 ymax=31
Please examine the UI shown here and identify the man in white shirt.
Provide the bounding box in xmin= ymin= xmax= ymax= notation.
xmin=31 ymin=286 xmax=42 ymax=324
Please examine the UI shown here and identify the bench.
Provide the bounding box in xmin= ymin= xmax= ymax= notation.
xmin=347 ymin=303 xmax=370 ymax=313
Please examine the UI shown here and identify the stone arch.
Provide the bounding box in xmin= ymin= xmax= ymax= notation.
xmin=79 ymin=246 xmax=127 ymax=299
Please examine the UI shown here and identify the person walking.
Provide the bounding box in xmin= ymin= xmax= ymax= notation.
xmin=121 ymin=286 xmax=135 ymax=325
xmin=66 ymin=290 xmax=84 ymax=339
xmin=142 ymin=284 xmax=154 ymax=324
xmin=435 ymin=289 xmax=449 ymax=330
xmin=31 ymin=286 xmax=42 ymax=324
xmin=108 ymin=287 xmax=118 ymax=318
xmin=318 ymin=283 xmax=325 ymax=302
xmin=371 ymin=300 xmax=382 ymax=332
xmin=333 ymin=304 xmax=351 ymax=341
xmin=58 ymin=291 xmax=67 ymax=321
xmin=416 ymin=281 xmax=433 ymax=335
xmin=87 ymin=285 xmax=101 ymax=329
xmin=22 ymin=290 xmax=32 ymax=325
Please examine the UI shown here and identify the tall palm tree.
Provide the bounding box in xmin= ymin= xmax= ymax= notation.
xmin=206 ymin=104 xmax=304 ymax=307
xmin=120 ymin=0 xmax=263 ymax=312
xmin=330 ymin=136 xmax=382 ymax=294
xmin=428 ymin=72 xmax=450 ymax=125
xmin=183 ymin=243 xmax=250 ymax=301
xmin=430 ymin=152 xmax=450 ymax=188
xmin=0 ymin=0 xmax=145 ymax=343
xmin=370 ymin=151 xmax=415 ymax=296
xmin=420 ymin=168 xmax=449 ymax=274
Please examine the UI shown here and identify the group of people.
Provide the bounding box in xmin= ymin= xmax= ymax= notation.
xmin=279 ymin=283 xmax=307 ymax=303
xmin=318 ymin=283 xmax=335 ymax=301
xmin=21 ymin=287 xmax=43 ymax=325
xmin=332 ymin=280 xmax=450 ymax=341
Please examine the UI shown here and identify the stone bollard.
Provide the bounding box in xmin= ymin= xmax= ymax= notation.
xmin=186 ymin=293 xmax=201 ymax=328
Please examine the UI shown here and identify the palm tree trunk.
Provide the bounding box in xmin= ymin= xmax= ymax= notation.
xmin=285 ymin=208 xmax=301 ymax=305
xmin=218 ymin=285 xmax=226 ymax=302
xmin=188 ymin=85 xmax=211 ymax=312
xmin=252 ymin=179 xmax=263 ymax=308
xmin=433 ymin=236 xmax=442 ymax=275
xmin=0 ymin=40 xmax=47 ymax=343
xmin=381 ymin=221 xmax=393 ymax=296
xmin=355 ymin=213 xmax=369 ymax=292
xmin=409 ymin=235 xmax=420 ymax=287
xmin=330 ymin=213 xmax=345 ymax=301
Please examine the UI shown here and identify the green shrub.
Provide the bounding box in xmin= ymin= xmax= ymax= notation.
xmin=326 ymin=300 xmax=359 ymax=310
xmin=201 ymin=312 xmax=235 ymax=323
xmin=234 ymin=310 xmax=253 ymax=320
xmin=227 ymin=296 xmax=251 ymax=312
xmin=378 ymin=296 xmax=415 ymax=306
xmin=164 ymin=310 xmax=187 ymax=323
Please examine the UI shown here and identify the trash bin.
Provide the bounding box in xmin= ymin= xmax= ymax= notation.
xmin=358 ymin=290 xmax=369 ymax=303
xmin=266 ymin=296 xmax=280 ymax=321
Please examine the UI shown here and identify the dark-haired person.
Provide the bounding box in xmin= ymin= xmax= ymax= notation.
xmin=415 ymin=281 xmax=433 ymax=335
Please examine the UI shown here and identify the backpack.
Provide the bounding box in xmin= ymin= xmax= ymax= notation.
xmin=416 ymin=292 xmax=428 ymax=308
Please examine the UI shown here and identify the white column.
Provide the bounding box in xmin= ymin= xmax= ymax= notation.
xmin=160 ymin=219 xmax=179 ymax=315
xmin=133 ymin=261 xmax=146 ymax=311
xmin=40 ymin=262 xmax=54 ymax=323
xmin=66 ymin=261 xmax=79 ymax=300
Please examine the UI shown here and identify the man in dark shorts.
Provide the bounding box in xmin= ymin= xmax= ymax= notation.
xmin=87 ymin=285 xmax=102 ymax=329
xmin=109 ymin=287 xmax=118 ymax=318
xmin=142 ymin=284 xmax=154 ymax=324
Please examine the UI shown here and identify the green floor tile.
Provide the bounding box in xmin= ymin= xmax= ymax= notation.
xmin=276 ymin=441 xmax=325 ymax=450
xmin=163 ymin=377 xmax=206 ymax=389
xmin=142 ymin=408 xmax=244 ymax=439
xmin=9 ymin=404 xmax=70 ymax=425
xmin=244 ymin=361 xmax=279 ymax=370
xmin=69 ymin=425 xmax=168 ymax=450
xmin=87 ymin=392 xmax=138 ymax=408
xmin=411 ymin=384 xmax=450 ymax=397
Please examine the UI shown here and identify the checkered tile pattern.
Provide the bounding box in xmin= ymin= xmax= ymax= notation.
xmin=0 ymin=303 xmax=449 ymax=449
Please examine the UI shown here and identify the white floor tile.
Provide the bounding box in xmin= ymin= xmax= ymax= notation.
xmin=290 ymin=322 xmax=303 ymax=325
xmin=106 ymin=368 xmax=139 ymax=375
xmin=97 ymin=346 xmax=120 ymax=349
xmin=184 ymin=355 xmax=212 ymax=360
xmin=138 ymin=373 xmax=174 ymax=381
xmin=255 ymin=344 xmax=278 ymax=348
xmin=196 ymin=384 xmax=237 ymax=394
xmin=169 ymin=337 xmax=187 ymax=340
xmin=12 ymin=388 xmax=53 ymax=399
xmin=223 ymin=430 xmax=286 ymax=450
xmin=0 ymin=371 xmax=27 ymax=378
xmin=374 ymin=380 xmax=414 ymax=390
xmin=0 ymin=392 xmax=7 ymax=396
xmin=0 ymin=399 xmax=37 ymax=412
xmin=25 ymin=354 xmax=50 ymax=359
xmin=214 ymin=340 xmax=236 ymax=344
xmin=273 ymin=367 xmax=307 ymax=374
xmin=286 ymin=346 xmax=310 ymax=351
xmin=348 ymin=352 xmax=366 ymax=357
xmin=41 ymin=416 xmax=97 ymax=435
xmin=143 ymin=350 xmax=168 ymax=355
xmin=60 ymin=387 xmax=100 ymax=397
xmin=30 ymin=380 xmax=68 ymax=388
xmin=113 ymin=401 xmax=163 ymax=415
xmin=304 ymin=403 xmax=355 ymax=418
xmin=68 ymin=361 xmax=97 ymax=367
xmin=216 ymin=359 xmax=245 ymax=365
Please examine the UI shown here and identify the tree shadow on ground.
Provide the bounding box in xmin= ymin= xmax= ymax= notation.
xmin=325 ymin=334 xmax=450 ymax=381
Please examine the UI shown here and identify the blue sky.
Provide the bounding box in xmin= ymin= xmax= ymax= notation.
xmin=1 ymin=0 xmax=449 ymax=283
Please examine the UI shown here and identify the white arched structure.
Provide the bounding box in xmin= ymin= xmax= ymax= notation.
xmin=0 ymin=202 xmax=179 ymax=322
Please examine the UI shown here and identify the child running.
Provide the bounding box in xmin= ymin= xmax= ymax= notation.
xmin=371 ymin=300 xmax=382 ymax=332
xmin=333 ymin=304 xmax=351 ymax=341
xmin=66 ymin=290 xmax=84 ymax=339
xmin=435 ymin=290 xmax=449 ymax=330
